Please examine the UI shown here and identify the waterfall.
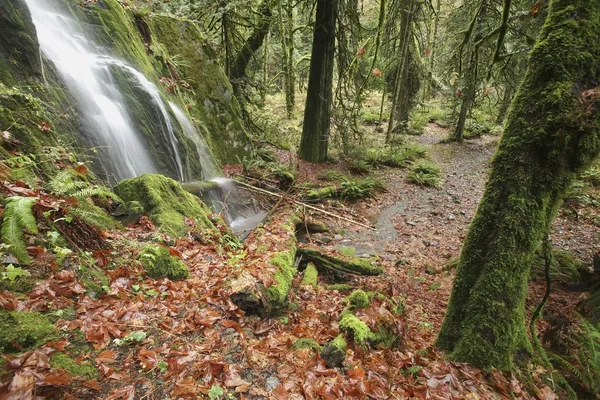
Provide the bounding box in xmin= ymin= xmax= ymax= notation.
xmin=169 ymin=102 xmax=219 ymax=180
xmin=25 ymin=0 xmax=185 ymax=182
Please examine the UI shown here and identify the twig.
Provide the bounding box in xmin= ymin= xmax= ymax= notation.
xmin=232 ymin=180 xmax=376 ymax=231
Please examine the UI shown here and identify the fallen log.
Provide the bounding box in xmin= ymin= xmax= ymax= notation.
xmin=296 ymin=247 xmax=383 ymax=276
xmin=230 ymin=207 xmax=300 ymax=315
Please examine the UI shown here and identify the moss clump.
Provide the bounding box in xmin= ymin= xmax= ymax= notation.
xmin=301 ymin=263 xmax=318 ymax=286
xmin=320 ymin=334 xmax=347 ymax=368
xmin=293 ymin=338 xmax=322 ymax=352
xmin=139 ymin=245 xmax=190 ymax=280
xmin=339 ymin=311 xmax=373 ymax=345
xmin=265 ymin=247 xmax=297 ymax=309
xmin=79 ymin=267 xmax=109 ymax=299
xmin=50 ymin=353 xmax=98 ymax=379
xmin=326 ymin=284 xmax=355 ymax=292
xmin=347 ymin=290 xmax=370 ymax=309
xmin=114 ymin=174 xmax=217 ymax=237
xmin=0 ymin=310 xmax=59 ymax=352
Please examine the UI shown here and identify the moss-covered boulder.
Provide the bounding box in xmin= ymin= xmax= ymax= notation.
xmin=0 ymin=310 xmax=60 ymax=352
xmin=339 ymin=310 xmax=398 ymax=349
xmin=139 ymin=244 xmax=190 ymax=280
xmin=0 ymin=0 xmax=41 ymax=86
xmin=114 ymin=174 xmax=217 ymax=237
xmin=293 ymin=338 xmax=322 ymax=352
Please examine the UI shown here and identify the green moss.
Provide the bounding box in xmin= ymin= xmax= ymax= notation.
xmin=347 ymin=290 xmax=370 ymax=309
xmin=139 ymin=245 xmax=189 ymax=280
xmin=293 ymin=338 xmax=322 ymax=351
xmin=265 ymin=246 xmax=297 ymax=308
xmin=326 ymin=284 xmax=355 ymax=292
xmin=330 ymin=334 xmax=347 ymax=351
xmin=50 ymin=353 xmax=98 ymax=379
xmin=0 ymin=310 xmax=60 ymax=352
xmin=0 ymin=0 xmax=42 ymax=86
xmin=147 ymin=14 xmax=250 ymax=164
xmin=301 ymin=263 xmax=318 ymax=286
xmin=114 ymin=174 xmax=217 ymax=237
xmin=339 ymin=311 xmax=373 ymax=346
xmin=437 ymin=0 xmax=600 ymax=371
xmin=79 ymin=267 xmax=109 ymax=299
xmin=338 ymin=247 xmax=356 ymax=258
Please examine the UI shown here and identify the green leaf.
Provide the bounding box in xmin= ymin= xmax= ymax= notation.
xmin=208 ymin=385 xmax=225 ymax=400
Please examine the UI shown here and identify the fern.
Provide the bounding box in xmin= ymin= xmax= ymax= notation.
xmin=1 ymin=196 xmax=38 ymax=264
xmin=68 ymin=202 xmax=119 ymax=230
xmin=48 ymin=169 xmax=87 ymax=195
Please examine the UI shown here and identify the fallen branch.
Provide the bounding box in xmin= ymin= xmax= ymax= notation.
xmin=297 ymin=247 xmax=383 ymax=276
xmin=233 ymin=180 xmax=376 ymax=231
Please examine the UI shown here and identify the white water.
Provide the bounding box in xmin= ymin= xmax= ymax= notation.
xmin=169 ymin=102 xmax=219 ymax=180
xmin=25 ymin=0 xmax=185 ymax=181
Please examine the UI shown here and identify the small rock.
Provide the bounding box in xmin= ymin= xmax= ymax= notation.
xmin=266 ymin=376 xmax=280 ymax=391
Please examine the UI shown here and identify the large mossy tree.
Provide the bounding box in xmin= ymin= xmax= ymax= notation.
xmin=436 ymin=0 xmax=600 ymax=370
xmin=299 ymin=0 xmax=337 ymax=163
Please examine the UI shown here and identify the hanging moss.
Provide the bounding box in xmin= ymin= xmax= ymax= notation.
xmin=437 ymin=0 xmax=600 ymax=371
xmin=0 ymin=310 xmax=60 ymax=352
xmin=139 ymin=244 xmax=190 ymax=280
xmin=114 ymin=174 xmax=217 ymax=237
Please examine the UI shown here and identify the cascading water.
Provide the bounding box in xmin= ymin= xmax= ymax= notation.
xmin=25 ymin=0 xmax=184 ymax=182
xmin=169 ymin=102 xmax=219 ymax=180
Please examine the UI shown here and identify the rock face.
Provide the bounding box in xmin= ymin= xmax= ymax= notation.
xmin=0 ymin=0 xmax=250 ymax=180
xmin=0 ymin=0 xmax=41 ymax=85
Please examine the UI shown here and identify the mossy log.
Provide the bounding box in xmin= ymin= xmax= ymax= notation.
xmin=230 ymin=207 xmax=299 ymax=315
xmin=436 ymin=0 xmax=600 ymax=370
xmin=296 ymin=247 xmax=383 ymax=276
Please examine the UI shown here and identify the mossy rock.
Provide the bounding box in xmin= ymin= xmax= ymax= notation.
xmin=139 ymin=244 xmax=189 ymax=280
xmin=114 ymin=174 xmax=217 ymax=237
xmin=0 ymin=310 xmax=60 ymax=352
xmin=339 ymin=310 xmax=398 ymax=349
xmin=50 ymin=353 xmax=98 ymax=379
xmin=320 ymin=334 xmax=347 ymax=368
xmin=0 ymin=0 xmax=42 ymax=86
xmin=147 ymin=14 xmax=251 ymax=164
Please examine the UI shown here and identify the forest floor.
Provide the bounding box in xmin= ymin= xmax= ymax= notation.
xmin=2 ymin=124 xmax=598 ymax=399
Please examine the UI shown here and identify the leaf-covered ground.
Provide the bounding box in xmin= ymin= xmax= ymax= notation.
xmin=1 ymin=124 xmax=598 ymax=399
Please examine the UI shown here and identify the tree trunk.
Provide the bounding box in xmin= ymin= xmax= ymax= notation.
xmin=299 ymin=0 xmax=337 ymax=163
xmin=230 ymin=0 xmax=273 ymax=82
xmin=436 ymin=0 xmax=600 ymax=370
xmin=386 ymin=0 xmax=417 ymax=143
xmin=495 ymin=84 xmax=514 ymax=125
xmin=451 ymin=0 xmax=488 ymax=142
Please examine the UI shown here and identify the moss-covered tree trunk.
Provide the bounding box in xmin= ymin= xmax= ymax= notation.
xmin=299 ymin=0 xmax=337 ymax=163
xmin=436 ymin=0 xmax=600 ymax=370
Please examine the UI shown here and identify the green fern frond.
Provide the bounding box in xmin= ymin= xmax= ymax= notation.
xmin=72 ymin=186 xmax=122 ymax=203
xmin=1 ymin=196 xmax=38 ymax=264
xmin=67 ymin=202 xmax=120 ymax=230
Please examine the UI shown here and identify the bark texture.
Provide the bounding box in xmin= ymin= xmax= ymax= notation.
xmin=436 ymin=0 xmax=600 ymax=370
xmin=299 ymin=0 xmax=337 ymax=163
